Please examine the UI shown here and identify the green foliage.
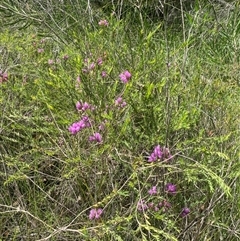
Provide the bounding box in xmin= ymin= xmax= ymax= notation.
xmin=0 ymin=0 xmax=240 ymax=240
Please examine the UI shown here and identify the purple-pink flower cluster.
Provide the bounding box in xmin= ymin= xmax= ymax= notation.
xmin=37 ymin=48 xmax=44 ymax=53
xmin=82 ymin=55 xmax=105 ymax=74
xmin=138 ymin=185 xmax=172 ymax=212
xmin=115 ymin=97 xmax=127 ymax=108
xmin=119 ymin=70 xmax=131 ymax=83
xmin=82 ymin=58 xmax=95 ymax=73
xmin=165 ymin=183 xmax=177 ymax=195
xmin=75 ymin=76 xmax=81 ymax=88
xmin=138 ymin=183 xmax=189 ymax=218
xmin=98 ymin=120 xmax=107 ymax=131
xmin=101 ymin=71 xmax=107 ymax=78
xmin=97 ymin=57 xmax=103 ymax=66
xmin=89 ymin=133 xmax=102 ymax=143
xmin=148 ymin=145 xmax=173 ymax=162
xmin=98 ymin=19 xmax=108 ymax=26
xmin=76 ymin=101 xmax=94 ymax=111
xmin=181 ymin=207 xmax=190 ymax=217
xmin=68 ymin=116 xmax=91 ymax=135
xmin=0 ymin=71 xmax=8 ymax=83
xmin=48 ymin=59 xmax=54 ymax=65
xmin=89 ymin=208 xmax=103 ymax=220
xmin=148 ymin=145 xmax=162 ymax=162
xmin=148 ymin=185 xmax=157 ymax=195
xmin=137 ymin=199 xmax=148 ymax=211
xmin=159 ymin=200 xmax=172 ymax=212
xmin=137 ymin=199 xmax=171 ymax=213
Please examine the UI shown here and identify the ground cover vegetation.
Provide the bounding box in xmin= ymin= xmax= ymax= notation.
xmin=0 ymin=0 xmax=240 ymax=240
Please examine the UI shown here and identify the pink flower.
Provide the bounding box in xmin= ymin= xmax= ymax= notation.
xmin=76 ymin=76 xmax=81 ymax=82
xmin=115 ymin=97 xmax=127 ymax=108
xmin=68 ymin=116 xmax=91 ymax=135
xmin=159 ymin=200 xmax=171 ymax=212
xmin=98 ymin=19 xmax=109 ymax=26
xmin=181 ymin=207 xmax=190 ymax=217
xmin=75 ymin=101 xmax=93 ymax=111
xmin=0 ymin=71 xmax=8 ymax=83
xmin=148 ymin=203 xmax=155 ymax=209
xmin=121 ymin=101 xmax=127 ymax=107
xmin=97 ymin=57 xmax=103 ymax=66
xmin=115 ymin=97 xmax=123 ymax=105
xmin=40 ymin=39 xmax=46 ymax=44
xmin=123 ymin=70 xmax=131 ymax=79
xmin=162 ymin=147 xmax=173 ymax=161
xmin=119 ymin=70 xmax=131 ymax=83
xmin=137 ymin=199 xmax=148 ymax=212
xmin=89 ymin=133 xmax=102 ymax=143
xmin=148 ymin=185 xmax=157 ymax=195
xmin=165 ymin=183 xmax=177 ymax=195
xmin=148 ymin=145 xmax=163 ymax=162
xmin=82 ymin=59 xmax=96 ymax=73
xmin=98 ymin=121 xmax=106 ymax=131
xmin=75 ymin=76 xmax=81 ymax=88
xmin=76 ymin=101 xmax=82 ymax=110
xmin=37 ymin=48 xmax=44 ymax=53
xmin=89 ymin=208 xmax=103 ymax=220
xmin=83 ymin=63 xmax=95 ymax=73
xmin=89 ymin=62 xmax=95 ymax=70
xmin=101 ymin=71 xmax=107 ymax=78
xmin=48 ymin=59 xmax=54 ymax=65
xmin=82 ymin=102 xmax=90 ymax=111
